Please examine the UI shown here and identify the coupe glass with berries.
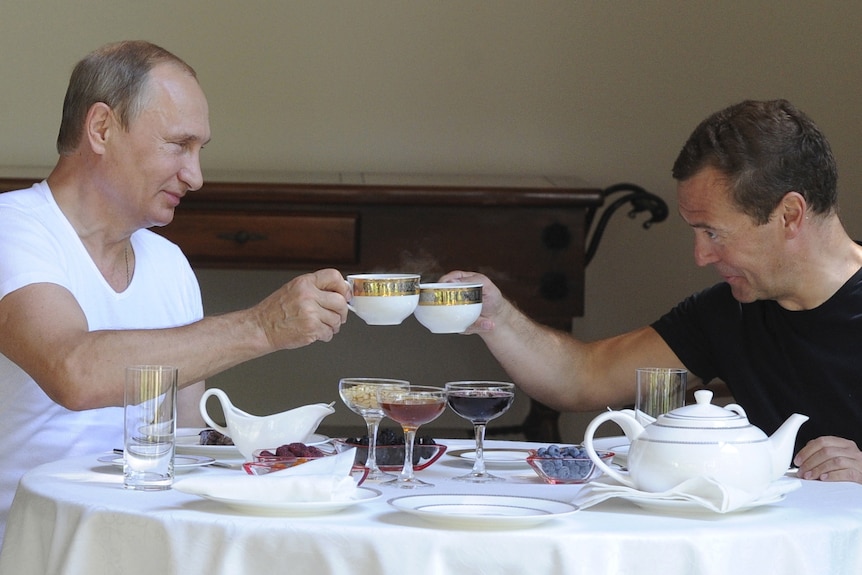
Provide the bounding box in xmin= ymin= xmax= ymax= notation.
xmin=445 ymin=381 xmax=515 ymax=482
xmin=339 ymin=378 xmax=409 ymax=481
xmin=377 ymin=385 xmax=447 ymax=488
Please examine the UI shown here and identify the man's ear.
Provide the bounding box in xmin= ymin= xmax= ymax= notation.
xmin=84 ymin=102 xmax=114 ymax=155
xmin=780 ymin=191 xmax=807 ymax=238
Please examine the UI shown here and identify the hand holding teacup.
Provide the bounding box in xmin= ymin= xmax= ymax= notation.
xmin=437 ymin=271 xmax=500 ymax=334
xmin=345 ymin=271 xmax=488 ymax=334
xmin=413 ymin=282 xmax=483 ymax=333
xmin=254 ymin=269 xmax=351 ymax=349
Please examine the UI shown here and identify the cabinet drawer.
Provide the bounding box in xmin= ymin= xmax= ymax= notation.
xmin=154 ymin=209 xmax=358 ymax=267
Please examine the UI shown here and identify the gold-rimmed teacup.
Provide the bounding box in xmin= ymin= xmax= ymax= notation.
xmin=413 ymin=282 xmax=483 ymax=333
xmin=346 ymin=274 xmax=421 ymax=325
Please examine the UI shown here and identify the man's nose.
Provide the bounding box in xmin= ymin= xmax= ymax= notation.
xmin=179 ymin=154 xmax=204 ymax=192
xmin=693 ymin=236 xmax=718 ymax=267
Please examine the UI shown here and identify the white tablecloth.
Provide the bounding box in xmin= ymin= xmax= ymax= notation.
xmin=1 ymin=439 xmax=861 ymax=575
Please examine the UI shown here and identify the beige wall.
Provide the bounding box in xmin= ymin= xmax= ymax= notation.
xmin=3 ymin=2 xmax=861 ymax=440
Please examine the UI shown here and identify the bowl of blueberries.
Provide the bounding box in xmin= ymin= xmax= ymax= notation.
xmin=526 ymin=444 xmax=615 ymax=484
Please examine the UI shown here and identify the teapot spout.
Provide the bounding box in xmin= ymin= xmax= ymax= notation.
xmin=769 ymin=413 xmax=809 ymax=479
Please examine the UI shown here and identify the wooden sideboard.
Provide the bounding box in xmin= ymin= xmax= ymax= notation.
xmin=0 ymin=170 xmax=604 ymax=440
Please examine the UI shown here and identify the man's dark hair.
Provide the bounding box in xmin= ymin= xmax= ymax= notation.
xmin=672 ymin=99 xmax=838 ymax=224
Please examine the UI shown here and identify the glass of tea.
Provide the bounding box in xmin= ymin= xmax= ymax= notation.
xmin=376 ymin=385 xmax=448 ymax=488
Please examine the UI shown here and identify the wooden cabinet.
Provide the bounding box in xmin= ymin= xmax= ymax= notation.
xmin=159 ymin=209 xmax=359 ymax=266
xmin=1 ymin=171 xmax=601 ymax=330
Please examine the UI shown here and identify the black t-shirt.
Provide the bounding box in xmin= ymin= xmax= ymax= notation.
xmin=651 ymin=267 xmax=862 ymax=451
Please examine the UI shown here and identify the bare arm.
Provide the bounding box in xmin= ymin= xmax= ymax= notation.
xmin=0 ymin=268 xmax=349 ymax=411
xmin=440 ymin=270 xmax=690 ymax=411
xmin=177 ymin=381 xmax=206 ymax=427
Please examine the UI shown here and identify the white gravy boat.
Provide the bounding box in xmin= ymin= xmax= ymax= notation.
xmin=199 ymin=388 xmax=334 ymax=460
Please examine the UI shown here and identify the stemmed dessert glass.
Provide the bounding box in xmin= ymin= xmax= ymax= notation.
xmin=338 ymin=378 xmax=409 ymax=481
xmin=376 ymin=385 xmax=448 ymax=488
xmin=445 ymin=381 xmax=515 ymax=482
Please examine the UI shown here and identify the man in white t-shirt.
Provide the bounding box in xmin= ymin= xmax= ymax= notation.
xmin=0 ymin=41 xmax=350 ymax=545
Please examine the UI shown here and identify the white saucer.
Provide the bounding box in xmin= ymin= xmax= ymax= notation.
xmin=388 ymin=493 xmax=579 ymax=528
xmin=97 ymin=454 xmax=215 ymax=470
xmin=622 ymin=491 xmax=787 ymax=514
xmin=591 ymin=436 xmax=630 ymax=465
xmin=446 ymin=448 xmax=532 ymax=468
xmin=175 ymin=428 xmax=329 ymax=458
xmin=177 ymin=486 xmax=382 ymax=515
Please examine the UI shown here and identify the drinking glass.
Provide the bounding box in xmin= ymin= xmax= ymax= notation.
xmin=124 ymin=365 xmax=177 ymax=490
xmin=635 ymin=367 xmax=687 ymax=424
xmin=376 ymin=385 xmax=447 ymax=488
xmin=445 ymin=381 xmax=515 ymax=482
xmin=338 ymin=377 xmax=409 ymax=481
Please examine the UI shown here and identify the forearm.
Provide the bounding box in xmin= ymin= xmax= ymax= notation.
xmin=178 ymin=381 xmax=206 ymax=427
xmin=1 ymin=270 xmax=348 ymax=412
xmin=478 ymin=300 xmax=592 ymax=411
xmin=478 ymin=302 xmax=682 ymax=412
xmin=54 ymin=309 xmax=269 ymax=409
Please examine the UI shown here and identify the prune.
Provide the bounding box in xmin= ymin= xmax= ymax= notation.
xmin=199 ymin=429 xmax=234 ymax=445
xmin=344 ymin=428 xmax=437 ymax=466
xmin=287 ymin=443 xmax=326 ymax=458
xmin=262 ymin=443 xmax=326 ymax=458
xmin=274 ymin=445 xmax=296 ymax=457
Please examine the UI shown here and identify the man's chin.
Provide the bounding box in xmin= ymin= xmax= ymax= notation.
xmin=148 ymin=209 xmax=176 ymax=228
xmin=726 ymin=283 xmax=757 ymax=304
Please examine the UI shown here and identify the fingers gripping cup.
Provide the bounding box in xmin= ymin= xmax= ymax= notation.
xmin=347 ymin=274 xmax=421 ymax=325
xmin=413 ymin=282 xmax=483 ymax=333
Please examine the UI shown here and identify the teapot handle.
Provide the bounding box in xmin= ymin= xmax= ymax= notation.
xmin=724 ymin=403 xmax=748 ymax=418
xmin=583 ymin=411 xmax=640 ymax=488
xmin=199 ymin=388 xmax=232 ymax=437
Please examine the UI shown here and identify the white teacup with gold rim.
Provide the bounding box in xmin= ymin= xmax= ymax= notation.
xmin=347 ymin=273 xmax=421 ymax=325
xmin=413 ymin=282 xmax=483 ymax=333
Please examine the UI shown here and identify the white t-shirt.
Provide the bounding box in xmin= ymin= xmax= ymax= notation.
xmin=0 ymin=181 xmax=203 ymax=544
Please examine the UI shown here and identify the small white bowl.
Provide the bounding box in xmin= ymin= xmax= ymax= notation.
xmin=413 ymin=282 xmax=482 ymax=333
xmin=347 ymin=274 xmax=421 ymax=325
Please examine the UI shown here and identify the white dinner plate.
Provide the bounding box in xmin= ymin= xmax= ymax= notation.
xmin=591 ymin=436 xmax=630 ymax=465
xmin=388 ymin=494 xmax=579 ymax=528
xmin=177 ymin=486 xmax=382 ymax=515
xmin=446 ymin=448 xmax=532 ymax=468
xmin=622 ymin=491 xmax=787 ymax=515
xmin=97 ymin=454 xmax=215 ymax=470
xmin=175 ymin=428 xmax=329 ymax=458
xmin=175 ymin=428 xmax=242 ymax=458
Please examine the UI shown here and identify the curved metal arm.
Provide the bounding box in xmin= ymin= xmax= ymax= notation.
xmin=491 ymin=182 xmax=669 ymax=443
xmin=584 ymin=183 xmax=669 ymax=267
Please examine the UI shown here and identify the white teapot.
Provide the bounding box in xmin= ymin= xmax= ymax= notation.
xmin=200 ymin=388 xmax=335 ymax=460
xmin=583 ymin=389 xmax=809 ymax=494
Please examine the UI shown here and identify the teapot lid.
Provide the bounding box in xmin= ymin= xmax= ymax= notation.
xmin=656 ymin=389 xmax=750 ymax=429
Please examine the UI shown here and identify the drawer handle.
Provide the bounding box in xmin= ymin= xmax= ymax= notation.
xmin=216 ymin=231 xmax=268 ymax=245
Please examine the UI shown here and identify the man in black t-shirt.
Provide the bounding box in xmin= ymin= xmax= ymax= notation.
xmin=442 ymin=99 xmax=862 ymax=485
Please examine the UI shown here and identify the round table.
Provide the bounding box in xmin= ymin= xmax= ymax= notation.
xmin=1 ymin=439 xmax=861 ymax=575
